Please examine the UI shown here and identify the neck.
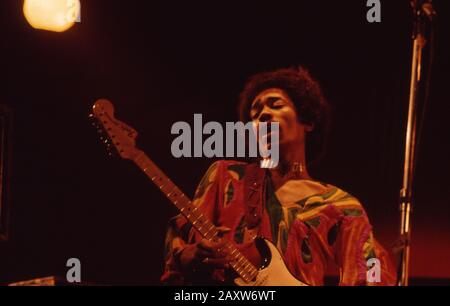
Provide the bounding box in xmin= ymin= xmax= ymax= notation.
xmin=272 ymin=143 xmax=311 ymax=180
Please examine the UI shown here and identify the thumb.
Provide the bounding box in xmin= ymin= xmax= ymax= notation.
xmin=216 ymin=226 xmax=231 ymax=236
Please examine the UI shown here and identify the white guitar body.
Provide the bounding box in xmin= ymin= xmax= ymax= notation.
xmin=234 ymin=238 xmax=308 ymax=286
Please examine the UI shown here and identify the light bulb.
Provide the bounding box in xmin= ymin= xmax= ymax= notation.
xmin=23 ymin=0 xmax=81 ymax=33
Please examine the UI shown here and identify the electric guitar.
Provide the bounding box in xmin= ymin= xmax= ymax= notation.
xmin=90 ymin=99 xmax=307 ymax=286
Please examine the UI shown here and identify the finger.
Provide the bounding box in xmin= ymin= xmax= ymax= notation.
xmin=202 ymin=257 xmax=231 ymax=269
xmin=217 ymin=226 xmax=231 ymax=231
xmin=212 ymin=247 xmax=229 ymax=258
xmin=197 ymin=238 xmax=233 ymax=260
xmin=195 ymin=247 xmax=214 ymax=259
xmin=196 ymin=246 xmax=229 ymax=260
xmin=199 ymin=238 xmax=228 ymax=250
xmin=197 ymin=239 xmax=219 ymax=252
xmin=216 ymin=226 xmax=231 ymax=238
xmin=212 ymin=244 xmax=231 ymax=259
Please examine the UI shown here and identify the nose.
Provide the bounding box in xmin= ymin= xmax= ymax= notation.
xmin=257 ymin=106 xmax=273 ymax=123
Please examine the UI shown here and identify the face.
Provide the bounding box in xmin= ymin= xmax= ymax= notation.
xmin=249 ymin=88 xmax=312 ymax=149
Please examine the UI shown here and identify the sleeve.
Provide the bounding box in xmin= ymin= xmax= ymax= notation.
xmin=160 ymin=161 xmax=222 ymax=285
xmin=334 ymin=203 xmax=397 ymax=286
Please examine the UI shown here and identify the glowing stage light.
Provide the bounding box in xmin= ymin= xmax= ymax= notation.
xmin=23 ymin=0 xmax=81 ymax=33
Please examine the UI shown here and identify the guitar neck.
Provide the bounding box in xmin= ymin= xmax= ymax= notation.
xmin=132 ymin=152 xmax=258 ymax=282
xmin=133 ymin=151 xmax=218 ymax=239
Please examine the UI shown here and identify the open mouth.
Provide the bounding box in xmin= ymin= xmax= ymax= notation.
xmin=259 ymin=123 xmax=280 ymax=143
xmin=259 ymin=131 xmax=280 ymax=151
xmin=261 ymin=131 xmax=276 ymax=140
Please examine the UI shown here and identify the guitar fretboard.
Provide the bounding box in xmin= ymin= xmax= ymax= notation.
xmin=133 ymin=152 xmax=258 ymax=283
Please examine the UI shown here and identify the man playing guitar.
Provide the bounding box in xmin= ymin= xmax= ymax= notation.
xmin=160 ymin=67 xmax=397 ymax=286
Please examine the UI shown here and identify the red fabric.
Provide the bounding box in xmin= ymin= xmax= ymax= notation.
xmin=161 ymin=160 xmax=397 ymax=285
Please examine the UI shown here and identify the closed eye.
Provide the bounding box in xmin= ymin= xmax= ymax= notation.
xmin=271 ymin=99 xmax=285 ymax=109
xmin=250 ymin=96 xmax=285 ymax=119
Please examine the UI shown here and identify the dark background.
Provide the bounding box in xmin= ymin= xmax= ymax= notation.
xmin=0 ymin=0 xmax=449 ymax=285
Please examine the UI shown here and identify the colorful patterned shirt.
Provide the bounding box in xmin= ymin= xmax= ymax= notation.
xmin=161 ymin=160 xmax=397 ymax=285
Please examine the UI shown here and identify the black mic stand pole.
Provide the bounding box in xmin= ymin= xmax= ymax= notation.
xmin=398 ymin=0 xmax=436 ymax=286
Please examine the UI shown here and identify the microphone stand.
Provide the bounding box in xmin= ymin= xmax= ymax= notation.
xmin=398 ymin=0 xmax=436 ymax=286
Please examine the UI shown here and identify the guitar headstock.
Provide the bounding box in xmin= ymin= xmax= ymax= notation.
xmin=90 ymin=99 xmax=141 ymax=161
